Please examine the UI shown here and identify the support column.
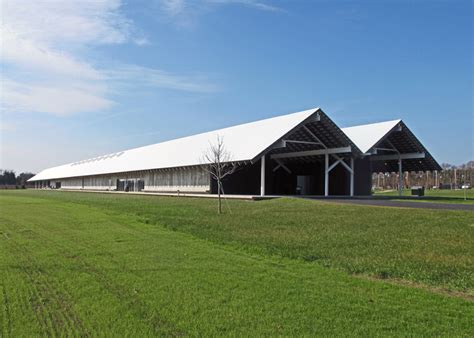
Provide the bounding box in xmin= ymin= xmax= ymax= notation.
xmin=260 ymin=155 xmax=266 ymax=196
xmin=454 ymin=169 xmax=457 ymax=189
xmin=398 ymin=158 xmax=403 ymax=196
xmin=324 ymin=153 xmax=329 ymax=197
xmin=350 ymin=157 xmax=354 ymax=197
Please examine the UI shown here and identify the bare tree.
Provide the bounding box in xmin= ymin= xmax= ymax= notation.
xmin=201 ymin=136 xmax=238 ymax=214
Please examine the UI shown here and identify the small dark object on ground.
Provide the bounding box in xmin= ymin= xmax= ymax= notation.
xmin=411 ymin=186 xmax=425 ymax=196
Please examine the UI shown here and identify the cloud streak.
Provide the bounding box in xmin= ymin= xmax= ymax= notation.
xmin=106 ymin=65 xmax=220 ymax=93
xmin=0 ymin=0 xmax=217 ymax=116
xmin=1 ymin=79 xmax=114 ymax=116
xmin=156 ymin=0 xmax=283 ymax=27
xmin=208 ymin=0 xmax=282 ymax=12
xmin=0 ymin=0 xmax=279 ymax=116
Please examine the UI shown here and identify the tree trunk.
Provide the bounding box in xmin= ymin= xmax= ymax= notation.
xmin=217 ymin=179 xmax=222 ymax=214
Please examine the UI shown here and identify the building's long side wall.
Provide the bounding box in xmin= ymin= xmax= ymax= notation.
xmin=143 ymin=167 xmax=209 ymax=192
xmin=61 ymin=178 xmax=84 ymax=189
xmin=57 ymin=166 xmax=210 ymax=193
xmin=37 ymin=159 xmax=371 ymax=196
xmin=62 ymin=177 xmax=114 ymax=190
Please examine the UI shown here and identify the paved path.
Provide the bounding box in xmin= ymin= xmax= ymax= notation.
xmin=315 ymin=198 xmax=474 ymax=211
xmin=51 ymin=189 xmax=262 ymax=200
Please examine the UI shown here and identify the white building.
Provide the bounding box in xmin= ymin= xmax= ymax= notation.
xmin=29 ymin=107 xmax=441 ymax=196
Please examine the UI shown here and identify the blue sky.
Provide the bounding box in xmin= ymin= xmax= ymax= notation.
xmin=1 ymin=0 xmax=472 ymax=173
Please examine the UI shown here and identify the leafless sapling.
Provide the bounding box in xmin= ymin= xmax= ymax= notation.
xmin=201 ymin=135 xmax=238 ymax=214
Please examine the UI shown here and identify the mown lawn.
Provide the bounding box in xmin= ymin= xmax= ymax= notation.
xmin=375 ymin=188 xmax=474 ymax=204
xmin=10 ymin=190 xmax=473 ymax=292
xmin=0 ymin=190 xmax=473 ymax=336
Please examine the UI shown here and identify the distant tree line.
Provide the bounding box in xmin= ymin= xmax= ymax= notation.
xmin=372 ymin=161 xmax=474 ymax=190
xmin=0 ymin=170 xmax=35 ymax=189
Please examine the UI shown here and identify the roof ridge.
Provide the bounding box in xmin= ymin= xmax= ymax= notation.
xmin=341 ymin=119 xmax=402 ymax=130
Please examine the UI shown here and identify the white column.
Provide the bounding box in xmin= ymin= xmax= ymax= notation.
xmin=324 ymin=153 xmax=329 ymax=197
xmin=454 ymin=169 xmax=457 ymax=189
xmin=260 ymin=155 xmax=266 ymax=196
xmin=398 ymin=158 xmax=403 ymax=196
xmin=350 ymin=157 xmax=354 ymax=197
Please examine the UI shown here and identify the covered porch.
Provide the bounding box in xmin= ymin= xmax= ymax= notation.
xmin=216 ymin=110 xmax=368 ymax=197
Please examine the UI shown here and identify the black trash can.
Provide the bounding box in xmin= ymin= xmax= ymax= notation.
xmin=411 ymin=186 xmax=425 ymax=196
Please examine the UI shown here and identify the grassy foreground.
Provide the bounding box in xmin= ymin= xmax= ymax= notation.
xmin=10 ymin=190 xmax=473 ymax=292
xmin=0 ymin=190 xmax=473 ymax=336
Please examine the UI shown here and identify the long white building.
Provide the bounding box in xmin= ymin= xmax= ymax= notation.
xmin=29 ymin=107 xmax=441 ymax=196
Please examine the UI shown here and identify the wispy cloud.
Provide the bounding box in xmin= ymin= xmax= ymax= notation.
xmin=155 ymin=0 xmax=283 ymax=27
xmin=0 ymin=0 xmax=128 ymax=116
xmin=208 ymin=0 xmax=282 ymax=12
xmin=1 ymin=29 xmax=103 ymax=81
xmin=161 ymin=0 xmax=187 ymax=16
xmin=0 ymin=0 xmax=216 ymax=116
xmin=0 ymin=121 xmax=16 ymax=132
xmin=107 ymin=65 xmax=220 ymax=93
xmin=1 ymin=79 xmax=114 ymax=116
xmin=0 ymin=0 xmax=276 ymax=116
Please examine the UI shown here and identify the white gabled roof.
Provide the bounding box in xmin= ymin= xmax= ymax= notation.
xmin=341 ymin=119 xmax=401 ymax=154
xmin=29 ymin=108 xmax=319 ymax=181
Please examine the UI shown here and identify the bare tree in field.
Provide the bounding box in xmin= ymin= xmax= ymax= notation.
xmin=201 ymin=136 xmax=238 ymax=214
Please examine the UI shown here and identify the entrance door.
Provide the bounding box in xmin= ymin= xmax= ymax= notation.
xmin=296 ymin=175 xmax=315 ymax=195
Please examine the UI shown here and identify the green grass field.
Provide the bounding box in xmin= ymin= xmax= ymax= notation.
xmin=375 ymin=188 xmax=474 ymax=204
xmin=1 ymin=190 xmax=473 ymax=336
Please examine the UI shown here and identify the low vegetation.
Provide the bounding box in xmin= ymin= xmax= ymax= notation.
xmin=375 ymin=188 xmax=474 ymax=204
xmin=1 ymin=190 xmax=473 ymax=336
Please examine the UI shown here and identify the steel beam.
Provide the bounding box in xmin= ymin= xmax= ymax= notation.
xmin=302 ymin=125 xmax=327 ymax=149
xmin=273 ymin=159 xmax=291 ymax=174
xmin=369 ymin=152 xmax=425 ymax=161
xmin=327 ymin=158 xmax=343 ymax=172
xmin=398 ymin=158 xmax=403 ymax=196
xmin=282 ymin=139 xmax=321 ymax=146
xmin=350 ymin=157 xmax=354 ymax=197
xmin=324 ymin=153 xmax=329 ymax=197
xmin=331 ymin=154 xmax=353 ymax=174
xmin=373 ymin=147 xmax=398 ymax=153
xmin=270 ymin=146 xmax=352 ymax=160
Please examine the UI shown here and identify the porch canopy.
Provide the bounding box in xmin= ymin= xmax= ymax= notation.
xmin=342 ymin=120 xmax=442 ymax=195
xmin=255 ymin=109 xmax=362 ymax=196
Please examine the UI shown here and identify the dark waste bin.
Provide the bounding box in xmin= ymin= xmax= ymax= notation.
xmin=411 ymin=186 xmax=425 ymax=196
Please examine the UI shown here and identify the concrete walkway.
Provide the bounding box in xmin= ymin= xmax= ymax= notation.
xmin=48 ymin=188 xmax=268 ymax=200
xmin=312 ymin=198 xmax=474 ymax=211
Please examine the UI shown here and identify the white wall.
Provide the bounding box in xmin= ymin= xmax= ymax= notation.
xmin=59 ymin=166 xmax=210 ymax=193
